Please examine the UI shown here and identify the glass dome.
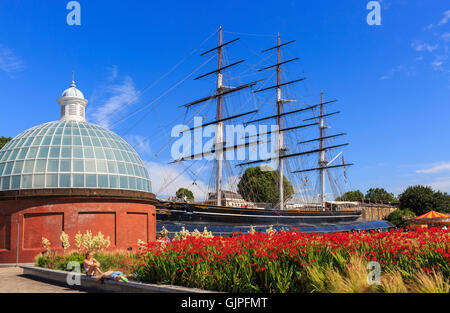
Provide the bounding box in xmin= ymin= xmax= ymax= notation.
xmin=0 ymin=120 xmax=151 ymax=192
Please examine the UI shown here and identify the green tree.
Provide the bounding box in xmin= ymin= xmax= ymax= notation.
xmin=399 ymin=185 xmax=450 ymax=216
xmin=237 ymin=166 xmax=294 ymax=204
xmin=384 ymin=209 xmax=415 ymax=228
xmin=176 ymin=188 xmax=194 ymax=201
xmin=335 ymin=190 xmax=364 ymax=201
xmin=365 ymin=188 xmax=396 ymax=202
xmin=0 ymin=136 xmax=12 ymax=150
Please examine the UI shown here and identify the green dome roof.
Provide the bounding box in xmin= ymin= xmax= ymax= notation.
xmin=0 ymin=120 xmax=151 ymax=192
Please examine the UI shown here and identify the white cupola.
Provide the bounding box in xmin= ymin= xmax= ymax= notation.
xmin=57 ymin=80 xmax=88 ymax=122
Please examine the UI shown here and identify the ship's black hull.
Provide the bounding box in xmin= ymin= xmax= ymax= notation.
xmin=156 ymin=202 xmax=361 ymax=227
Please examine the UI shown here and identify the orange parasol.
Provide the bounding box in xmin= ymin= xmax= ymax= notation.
xmin=415 ymin=211 xmax=449 ymax=219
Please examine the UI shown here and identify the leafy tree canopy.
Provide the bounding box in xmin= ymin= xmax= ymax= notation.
xmin=365 ymin=188 xmax=396 ymax=202
xmin=384 ymin=209 xmax=416 ymax=228
xmin=176 ymin=188 xmax=194 ymax=201
xmin=237 ymin=166 xmax=294 ymax=204
xmin=399 ymin=185 xmax=450 ymax=216
xmin=335 ymin=190 xmax=364 ymax=201
xmin=0 ymin=137 xmax=12 ymax=150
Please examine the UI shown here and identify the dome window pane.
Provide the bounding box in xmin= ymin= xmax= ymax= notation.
xmin=73 ymin=136 xmax=82 ymax=146
xmin=117 ymin=162 xmax=127 ymax=175
xmin=13 ymin=161 xmax=24 ymax=174
xmin=84 ymin=159 xmax=96 ymax=172
xmin=23 ymin=160 xmax=35 ymax=173
xmin=33 ymin=174 xmax=44 ymax=188
xmin=80 ymin=129 xmax=89 ymax=136
xmin=73 ymin=147 xmax=83 ymax=158
xmin=35 ymin=159 xmax=47 ymax=172
xmin=21 ymin=175 xmax=32 ymax=189
xmin=26 ymin=147 xmax=38 ymax=158
xmin=46 ymin=128 xmax=56 ymax=136
xmin=107 ymin=161 xmax=117 ymax=173
xmin=86 ymin=174 xmax=97 ymax=187
xmin=38 ymin=147 xmax=49 ymax=158
xmin=113 ymin=149 xmax=122 ymax=161
xmin=2 ymin=176 xmax=10 ymax=190
xmin=83 ymin=147 xmax=94 ymax=158
xmin=2 ymin=150 xmax=11 ymax=161
xmin=100 ymin=138 xmax=110 ymax=147
xmin=91 ymin=137 xmax=101 ymax=147
xmin=0 ymin=163 xmax=5 ymax=175
xmin=125 ymin=163 xmax=134 ymax=176
xmin=61 ymin=147 xmax=72 ymax=158
xmin=52 ymin=135 xmax=62 ymax=145
xmin=136 ymin=178 xmax=142 ymax=191
xmin=98 ymin=175 xmax=108 ymax=188
xmin=11 ymin=175 xmax=20 ymax=189
xmin=96 ymin=160 xmax=107 ymax=173
xmin=54 ymin=127 xmax=63 ymax=135
xmin=120 ymin=176 xmax=128 ymax=189
xmin=17 ymin=149 xmax=27 ymax=159
xmin=60 ymin=159 xmax=71 ymax=172
xmin=129 ymin=177 xmax=136 ymax=190
xmin=104 ymin=149 xmax=114 ymax=160
xmin=62 ymin=135 xmax=72 ymax=146
xmin=49 ymin=146 xmax=60 ymax=158
xmin=46 ymin=174 xmax=58 ymax=188
xmin=73 ymin=159 xmax=84 ymax=172
xmin=32 ymin=136 xmax=43 ymax=146
xmin=47 ymin=159 xmax=59 ymax=172
xmin=94 ymin=147 xmax=105 ymax=159
xmin=120 ymin=150 xmax=129 ymax=161
xmin=9 ymin=149 xmax=19 ymax=160
xmin=63 ymin=127 xmax=71 ymax=135
xmin=73 ymin=174 xmax=84 ymax=187
xmin=42 ymin=136 xmax=52 ymax=145
xmin=23 ymin=137 xmax=33 ymax=147
xmin=4 ymin=162 xmax=13 ymax=175
xmin=81 ymin=136 xmax=91 ymax=145
xmin=59 ymin=174 xmax=70 ymax=187
xmin=109 ymin=175 xmax=118 ymax=188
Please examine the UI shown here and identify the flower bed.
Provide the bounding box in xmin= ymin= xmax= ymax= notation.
xmin=36 ymin=227 xmax=450 ymax=293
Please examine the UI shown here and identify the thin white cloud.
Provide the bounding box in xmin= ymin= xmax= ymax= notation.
xmin=411 ymin=42 xmax=439 ymax=53
xmin=417 ymin=162 xmax=450 ymax=174
xmin=438 ymin=10 xmax=450 ymax=26
xmin=125 ymin=135 xmax=151 ymax=156
xmin=0 ymin=44 xmax=25 ymax=74
xmin=441 ymin=33 xmax=450 ymax=42
xmin=89 ymin=67 xmax=140 ymax=129
xmin=144 ymin=161 xmax=208 ymax=200
xmin=428 ymin=178 xmax=450 ymax=192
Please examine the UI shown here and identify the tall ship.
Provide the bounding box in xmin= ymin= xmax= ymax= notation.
xmin=155 ymin=27 xmax=361 ymax=227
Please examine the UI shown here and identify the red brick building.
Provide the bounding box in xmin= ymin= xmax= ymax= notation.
xmin=0 ymin=80 xmax=156 ymax=263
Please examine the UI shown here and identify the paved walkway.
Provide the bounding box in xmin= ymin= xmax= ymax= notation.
xmin=0 ymin=267 xmax=85 ymax=293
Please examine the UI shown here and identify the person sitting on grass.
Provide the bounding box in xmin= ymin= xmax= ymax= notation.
xmin=83 ymin=250 xmax=103 ymax=277
xmin=95 ymin=270 xmax=135 ymax=283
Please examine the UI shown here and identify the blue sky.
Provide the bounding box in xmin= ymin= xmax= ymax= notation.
xmin=0 ymin=0 xmax=449 ymax=199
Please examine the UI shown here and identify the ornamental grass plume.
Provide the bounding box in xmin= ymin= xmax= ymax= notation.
xmin=379 ymin=271 xmax=408 ymax=293
xmin=59 ymin=231 xmax=70 ymax=252
xmin=408 ymin=270 xmax=450 ymax=293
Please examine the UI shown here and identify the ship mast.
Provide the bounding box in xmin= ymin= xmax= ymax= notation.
xmin=276 ymin=34 xmax=284 ymax=210
xmin=319 ymin=92 xmax=326 ymax=207
xmin=216 ymin=27 xmax=224 ymax=206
